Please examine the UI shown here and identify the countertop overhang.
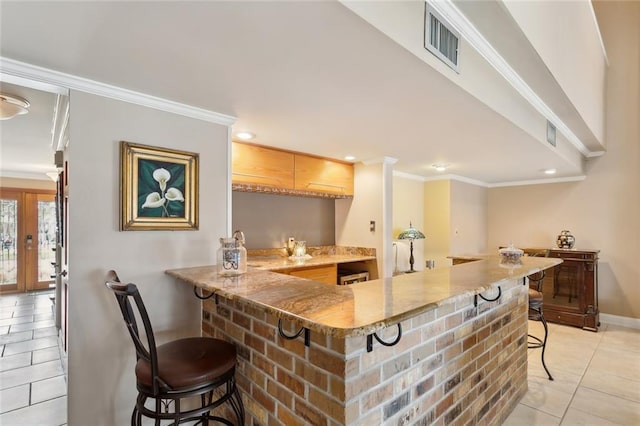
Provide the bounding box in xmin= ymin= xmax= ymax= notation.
xmin=166 ymin=255 xmax=561 ymax=338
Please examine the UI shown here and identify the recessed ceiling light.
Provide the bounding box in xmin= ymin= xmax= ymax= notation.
xmin=432 ymin=164 xmax=448 ymax=172
xmin=344 ymin=155 xmax=355 ymax=161
xmin=544 ymin=168 xmax=557 ymax=175
xmin=235 ymin=131 xmax=255 ymax=141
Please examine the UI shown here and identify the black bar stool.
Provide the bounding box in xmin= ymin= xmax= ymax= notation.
xmin=527 ymin=269 xmax=554 ymax=381
xmin=105 ymin=270 xmax=245 ymax=425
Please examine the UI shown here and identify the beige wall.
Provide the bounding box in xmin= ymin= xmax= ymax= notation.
xmin=393 ymin=175 xmax=425 ymax=273
xmin=488 ymin=1 xmax=640 ymax=319
xmin=450 ymin=180 xmax=488 ymax=256
xmin=67 ymin=91 xmax=230 ymax=424
xmin=423 ymin=180 xmax=451 ymax=269
xmin=336 ymin=162 xmax=385 ymax=277
xmin=422 ymin=179 xmax=488 ymax=268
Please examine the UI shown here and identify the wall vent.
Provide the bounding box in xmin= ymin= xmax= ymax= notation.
xmin=546 ymin=121 xmax=557 ymax=146
xmin=424 ymin=3 xmax=460 ymax=72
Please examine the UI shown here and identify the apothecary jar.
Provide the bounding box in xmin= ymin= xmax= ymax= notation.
xmin=217 ymin=237 xmax=247 ymax=276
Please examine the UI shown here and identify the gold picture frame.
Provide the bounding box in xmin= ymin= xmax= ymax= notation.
xmin=120 ymin=141 xmax=199 ymax=231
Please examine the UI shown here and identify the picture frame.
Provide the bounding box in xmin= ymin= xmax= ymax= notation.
xmin=120 ymin=141 xmax=199 ymax=231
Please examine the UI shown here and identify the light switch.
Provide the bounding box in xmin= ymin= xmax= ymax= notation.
xmin=370 ymin=221 xmax=375 ymax=232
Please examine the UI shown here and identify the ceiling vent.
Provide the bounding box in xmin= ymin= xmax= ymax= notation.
xmin=546 ymin=121 xmax=557 ymax=147
xmin=424 ymin=3 xmax=460 ymax=72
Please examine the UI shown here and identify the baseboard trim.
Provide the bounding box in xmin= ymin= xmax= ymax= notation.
xmin=600 ymin=313 xmax=640 ymax=330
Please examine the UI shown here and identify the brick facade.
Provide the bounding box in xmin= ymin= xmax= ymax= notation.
xmin=202 ymin=278 xmax=528 ymax=425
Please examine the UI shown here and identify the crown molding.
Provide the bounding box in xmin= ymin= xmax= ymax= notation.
xmin=0 ymin=170 xmax=56 ymax=181
xmin=363 ymin=156 xmax=398 ymax=166
xmin=392 ymin=171 xmax=426 ymax=182
xmin=428 ymin=1 xmax=593 ymax=157
xmin=394 ymin=170 xmax=486 ymax=186
xmin=0 ymin=57 xmax=236 ymax=126
xmin=488 ymin=175 xmax=586 ymax=188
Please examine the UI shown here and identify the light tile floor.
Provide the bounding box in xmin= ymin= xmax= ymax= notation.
xmin=505 ymin=320 xmax=640 ymax=425
xmin=0 ymin=290 xmax=638 ymax=425
xmin=0 ymin=290 xmax=66 ymax=426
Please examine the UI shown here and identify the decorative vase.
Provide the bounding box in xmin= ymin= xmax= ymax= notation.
xmin=556 ymin=230 xmax=575 ymax=249
xmin=217 ymin=237 xmax=247 ymax=276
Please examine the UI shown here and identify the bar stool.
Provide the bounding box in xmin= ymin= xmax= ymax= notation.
xmin=528 ymin=269 xmax=553 ymax=381
xmin=105 ymin=270 xmax=245 ymax=425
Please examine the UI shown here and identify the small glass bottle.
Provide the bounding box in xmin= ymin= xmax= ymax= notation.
xmin=217 ymin=237 xmax=247 ymax=276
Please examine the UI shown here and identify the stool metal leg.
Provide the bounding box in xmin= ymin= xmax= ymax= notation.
xmin=528 ymin=306 xmax=554 ymax=381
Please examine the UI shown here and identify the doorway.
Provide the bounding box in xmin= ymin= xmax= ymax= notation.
xmin=0 ymin=188 xmax=56 ymax=293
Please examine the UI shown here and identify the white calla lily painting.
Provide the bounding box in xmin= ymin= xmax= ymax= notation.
xmin=120 ymin=141 xmax=199 ymax=230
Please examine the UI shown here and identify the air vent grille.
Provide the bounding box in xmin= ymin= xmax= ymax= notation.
xmin=425 ymin=3 xmax=460 ymax=72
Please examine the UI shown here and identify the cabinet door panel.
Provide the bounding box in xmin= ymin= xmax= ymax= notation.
xmin=232 ymin=142 xmax=294 ymax=189
xmin=294 ymin=155 xmax=354 ymax=196
xmin=288 ymin=264 xmax=337 ymax=285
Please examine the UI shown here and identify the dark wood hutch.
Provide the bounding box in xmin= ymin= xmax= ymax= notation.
xmin=452 ymin=248 xmax=600 ymax=331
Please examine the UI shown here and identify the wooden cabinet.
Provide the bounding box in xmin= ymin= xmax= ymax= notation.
xmin=540 ymin=249 xmax=600 ymax=331
xmin=286 ymin=264 xmax=337 ymax=285
xmin=294 ymin=155 xmax=354 ymax=196
xmin=231 ymin=142 xmax=354 ymax=198
xmin=231 ymin=142 xmax=294 ymax=189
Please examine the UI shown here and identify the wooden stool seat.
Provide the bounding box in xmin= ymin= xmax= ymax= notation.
xmin=135 ymin=337 xmax=236 ymax=390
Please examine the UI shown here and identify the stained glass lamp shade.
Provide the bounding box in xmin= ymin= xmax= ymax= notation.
xmin=398 ymin=222 xmax=425 ymax=273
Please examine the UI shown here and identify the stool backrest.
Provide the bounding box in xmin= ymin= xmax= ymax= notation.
xmin=526 ymin=251 xmax=546 ymax=292
xmin=105 ymin=270 xmax=161 ymax=394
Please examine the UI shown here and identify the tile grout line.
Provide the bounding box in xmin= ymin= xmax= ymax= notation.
xmin=556 ymin=323 xmax=608 ymax=423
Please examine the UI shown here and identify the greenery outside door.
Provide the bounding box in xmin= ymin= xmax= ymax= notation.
xmin=0 ymin=188 xmax=56 ymax=293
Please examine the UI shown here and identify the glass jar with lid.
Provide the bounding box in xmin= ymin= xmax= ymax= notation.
xmin=216 ymin=237 xmax=247 ymax=276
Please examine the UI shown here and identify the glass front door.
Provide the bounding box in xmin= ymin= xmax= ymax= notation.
xmin=0 ymin=190 xmax=56 ymax=293
xmin=0 ymin=195 xmax=19 ymax=291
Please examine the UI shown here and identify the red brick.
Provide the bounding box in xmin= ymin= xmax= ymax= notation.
xmin=253 ymin=353 xmax=275 ymax=378
xmin=295 ymin=397 xmax=327 ymax=426
xmin=245 ymin=333 xmax=265 ymax=354
xmin=266 ymin=343 xmax=293 ymax=371
xmin=309 ymin=387 xmax=344 ymax=423
xmin=295 ymin=362 xmax=328 ymax=391
xmin=277 ymin=368 xmax=305 ymax=395
xmin=267 ymin=379 xmax=294 ymax=409
xmin=309 ymin=347 xmax=345 ymax=376
xmin=253 ymin=320 xmax=275 ymax=341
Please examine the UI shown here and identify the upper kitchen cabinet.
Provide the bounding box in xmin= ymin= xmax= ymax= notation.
xmin=294 ymin=155 xmax=354 ymax=197
xmin=232 ymin=142 xmax=294 ymax=190
xmin=232 ymin=142 xmax=354 ymax=198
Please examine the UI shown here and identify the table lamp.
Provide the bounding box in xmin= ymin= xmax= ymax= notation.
xmin=398 ymin=222 xmax=425 ymax=273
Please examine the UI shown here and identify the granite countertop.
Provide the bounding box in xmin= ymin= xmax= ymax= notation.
xmin=166 ymin=255 xmax=561 ymax=338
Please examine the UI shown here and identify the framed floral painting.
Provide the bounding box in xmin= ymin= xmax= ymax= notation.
xmin=120 ymin=141 xmax=199 ymax=231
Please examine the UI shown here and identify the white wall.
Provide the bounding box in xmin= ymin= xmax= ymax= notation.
xmin=393 ymin=175 xmax=425 ymax=273
xmin=67 ymin=91 xmax=230 ymax=424
xmin=504 ymin=0 xmax=606 ymax=144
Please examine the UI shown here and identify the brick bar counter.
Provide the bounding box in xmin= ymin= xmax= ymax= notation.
xmin=166 ymin=255 xmax=559 ymax=425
